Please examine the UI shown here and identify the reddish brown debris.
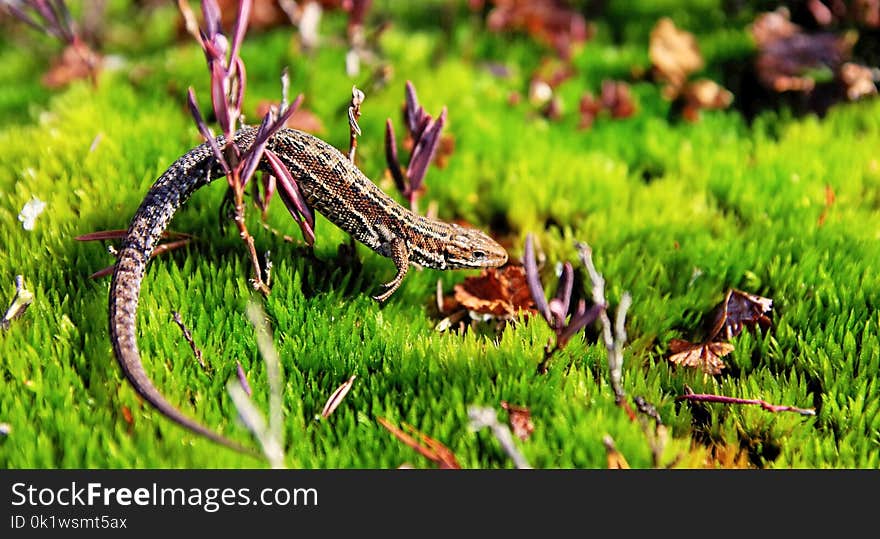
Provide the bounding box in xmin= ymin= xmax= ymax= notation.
xmin=377 ymin=417 xmax=461 ymax=469
xmin=750 ymin=8 xmax=860 ymax=95
xmin=42 ymin=42 xmax=102 ymax=88
xmin=501 ymin=401 xmax=534 ymax=441
xmin=478 ymin=0 xmax=592 ymax=60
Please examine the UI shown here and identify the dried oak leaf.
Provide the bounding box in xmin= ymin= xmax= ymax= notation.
xmin=649 ymin=18 xmax=703 ymax=98
xmin=501 ymin=401 xmax=534 ymax=441
xmin=709 ymin=289 xmax=773 ymax=341
xmin=667 ymin=339 xmax=734 ymax=375
xmin=453 ymin=265 xmax=536 ymax=318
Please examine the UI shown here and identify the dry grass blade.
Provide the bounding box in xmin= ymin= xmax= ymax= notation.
xmin=376 ymin=417 xmax=461 ymax=469
xmin=320 ymin=375 xmax=356 ymax=419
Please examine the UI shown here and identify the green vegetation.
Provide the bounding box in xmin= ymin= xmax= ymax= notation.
xmin=1 ymin=1 xmax=878 ymax=469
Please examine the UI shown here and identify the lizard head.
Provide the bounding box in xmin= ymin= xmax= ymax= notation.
xmin=442 ymin=223 xmax=508 ymax=269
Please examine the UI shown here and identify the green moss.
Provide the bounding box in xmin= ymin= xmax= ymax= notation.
xmin=0 ymin=3 xmax=877 ymax=469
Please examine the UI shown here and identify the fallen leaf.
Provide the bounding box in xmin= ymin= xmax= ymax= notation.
xmin=377 ymin=417 xmax=461 ymax=469
xmin=680 ymin=79 xmax=734 ymax=122
xmin=750 ymin=8 xmax=855 ymax=94
xmin=668 ymin=338 xmax=734 ymax=375
xmin=708 ymin=289 xmax=773 ymax=341
xmin=649 ymin=18 xmax=703 ymax=98
xmin=501 ymin=401 xmax=534 ymax=441
xmin=839 ymin=62 xmax=878 ymax=100
xmin=453 ymin=265 xmax=536 ymax=318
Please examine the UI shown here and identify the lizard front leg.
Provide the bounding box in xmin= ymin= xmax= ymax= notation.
xmin=373 ymin=236 xmax=410 ymax=302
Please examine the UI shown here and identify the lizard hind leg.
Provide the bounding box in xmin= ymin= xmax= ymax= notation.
xmin=372 ymin=237 xmax=410 ymax=302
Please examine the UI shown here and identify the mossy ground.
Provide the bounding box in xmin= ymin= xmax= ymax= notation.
xmin=1 ymin=1 xmax=878 ymax=468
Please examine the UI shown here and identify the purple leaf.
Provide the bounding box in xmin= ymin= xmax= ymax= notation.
xmin=265 ymin=149 xmax=316 ymax=245
xmin=271 ymin=93 xmax=303 ymax=132
xmin=238 ymin=113 xmax=274 ymax=189
xmin=231 ymin=56 xmax=247 ymax=117
xmin=557 ymin=302 xmax=604 ymax=347
xmin=201 ymin=0 xmax=223 ymax=39
xmin=260 ymin=174 xmax=276 ymax=212
xmin=554 ymin=261 xmax=574 ymax=327
xmin=524 ymin=234 xmax=551 ymax=324
xmin=404 ymin=80 xmax=422 ymax=134
xmin=384 ymin=118 xmax=406 ymax=195
xmin=210 ymin=61 xmax=232 ymax=134
xmin=406 ymin=106 xmax=446 ymax=193
xmin=187 ymin=87 xmax=230 ymax=177
xmin=228 ymin=0 xmax=252 ymax=70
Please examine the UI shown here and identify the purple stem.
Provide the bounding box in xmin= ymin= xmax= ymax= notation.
xmin=523 ymin=234 xmax=552 ymax=324
xmin=676 ymin=394 xmax=816 ymax=416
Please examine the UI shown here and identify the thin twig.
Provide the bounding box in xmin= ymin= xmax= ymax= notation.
xmin=468 ymin=406 xmax=532 ymax=469
xmin=171 ymin=311 xmax=207 ymax=371
xmin=1 ymin=275 xmax=34 ymax=330
xmin=347 ymin=86 xmax=365 ymax=162
xmin=676 ymin=393 xmax=816 ymax=416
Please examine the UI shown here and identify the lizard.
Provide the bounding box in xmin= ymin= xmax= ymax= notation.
xmin=108 ymin=126 xmax=508 ymax=453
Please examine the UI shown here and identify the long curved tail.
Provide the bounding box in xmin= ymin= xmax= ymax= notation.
xmin=108 ymin=131 xmax=256 ymax=455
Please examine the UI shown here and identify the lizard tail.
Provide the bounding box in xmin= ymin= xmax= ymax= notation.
xmin=108 ymin=134 xmax=257 ymax=456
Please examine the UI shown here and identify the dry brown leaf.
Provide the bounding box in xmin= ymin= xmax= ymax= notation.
xmin=501 ymin=401 xmax=534 ymax=441
xmin=668 ymin=339 xmax=733 ymax=375
xmin=708 ymin=289 xmax=773 ymax=341
xmin=649 ymin=18 xmax=703 ymax=98
xmin=681 ymin=79 xmax=734 ymax=122
xmin=750 ymin=8 xmax=855 ymax=94
xmin=453 ymin=265 xmax=536 ymax=318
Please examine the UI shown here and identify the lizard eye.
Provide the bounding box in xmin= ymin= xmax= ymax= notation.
xmin=472 ymin=250 xmax=486 ymax=259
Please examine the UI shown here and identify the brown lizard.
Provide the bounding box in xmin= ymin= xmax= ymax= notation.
xmin=109 ymin=126 xmax=508 ymax=453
